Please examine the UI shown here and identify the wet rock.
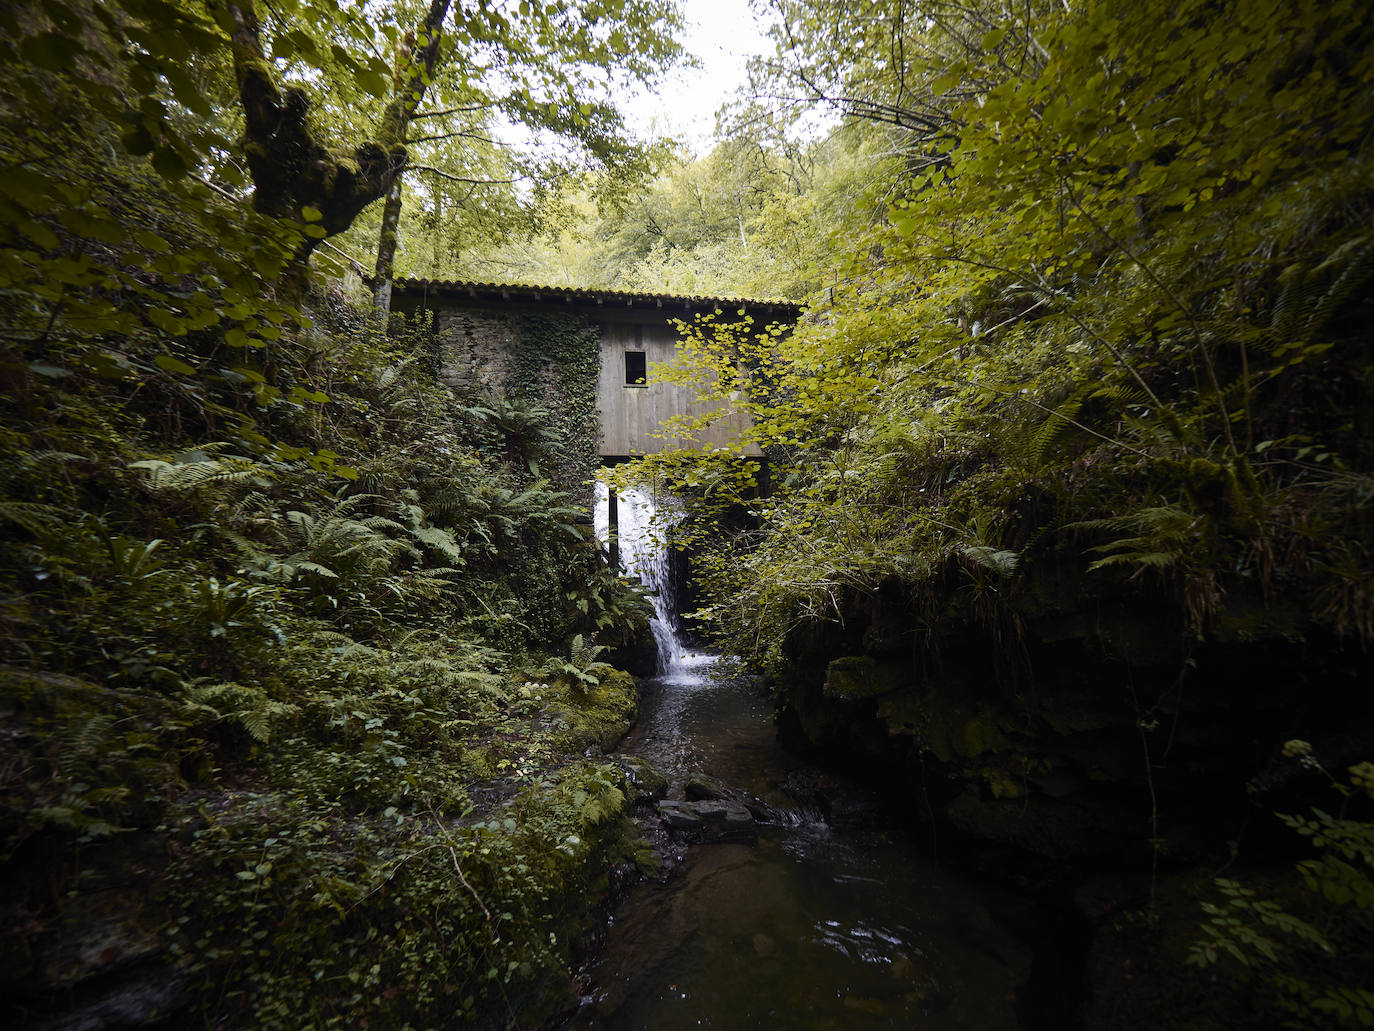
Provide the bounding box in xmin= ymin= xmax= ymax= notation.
xmin=684 ymin=773 xmax=728 ymax=801
xmin=7 ymin=886 xmax=189 ymax=1031
xmin=615 ymin=755 xmax=668 ymax=802
xmin=742 ymin=798 xmax=783 ymax=823
xmin=31 ymin=966 xmax=189 ymax=1031
xmin=657 ymin=800 xmax=704 ymax=831
xmin=605 ymin=641 xmax=657 ymax=678
xmin=781 ymin=769 xmax=884 ymax=829
xmin=656 ymin=799 xmax=757 ymax=844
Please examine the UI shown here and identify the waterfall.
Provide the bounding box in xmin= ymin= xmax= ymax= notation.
xmin=594 ymin=483 xmax=700 ymax=674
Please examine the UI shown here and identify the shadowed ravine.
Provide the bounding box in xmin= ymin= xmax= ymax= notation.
xmin=571 ymin=656 xmax=1037 ymax=1029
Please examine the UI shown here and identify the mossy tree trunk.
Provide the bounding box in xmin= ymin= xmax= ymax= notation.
xmin=208 ymin=0 xmax=452 ymax=268
xmin=373 ymin=177 xmax=404 ymax=313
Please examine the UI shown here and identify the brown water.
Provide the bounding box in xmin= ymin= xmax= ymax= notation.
xmin=571 ymin=657 xmax=1036 ymax=1030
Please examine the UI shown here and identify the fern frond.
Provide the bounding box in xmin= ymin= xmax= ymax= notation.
xmin=1305 ymin=236 xmax=1374 ymax=336
xmin=129 ymin=453 xmax=270 ymax=493
xmin=408 ymin=525 xmax=466 ymax=566
xmin=961 ymin=545 xmax=1020 ymax=576
xmin=19 ymin=450 xmax=88 ymax=470
xmin=1026 ymin=391 xmax=1087 ymax=468
xmin=1269 ymin=236 xmax=1374 ymax=348
xmin=1086 ymin=550 xmax=1180 ymax=571
xmin=1070 ymin=505 xmax=1198 ymax=574
xmin=0 ymin=501 xmax=76 ymax=538
xmin=178 ymin=680 xmax=298 ymax=743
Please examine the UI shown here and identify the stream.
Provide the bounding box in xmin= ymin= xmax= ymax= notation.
xmin=578 ymin=488 xmax=1044 ymax=1029
xmin=573 ymin=656 xmax=1039 ymax=1029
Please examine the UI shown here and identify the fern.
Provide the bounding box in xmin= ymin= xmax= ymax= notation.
xmin=129 ymin=449 xmax=272 ymax=493
xmin=1270 ymin=236 xmax=1374 ymax=345
xmin=0 ymin=501 xmax=76 ymax=539
xmin=1025 ymin=390 xmax=1087 ymax=469
xmin=179 ymin=680 xmax=298 ymax=743
xmin=1069 ymin=505 xmax=1198 ymax=573
xmin=960 ymin=545 xmax=1020 ymax=576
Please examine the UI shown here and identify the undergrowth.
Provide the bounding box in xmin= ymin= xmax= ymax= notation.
xmin=0 ymin=282 xmax=652 ymax=1028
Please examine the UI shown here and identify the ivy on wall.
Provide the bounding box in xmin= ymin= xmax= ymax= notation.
xmin=513 ymin=312 xmax=602 ymax=496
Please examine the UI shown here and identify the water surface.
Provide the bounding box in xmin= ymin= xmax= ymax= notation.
xmin=574 ymin=658 xmax=1034 ymax=1030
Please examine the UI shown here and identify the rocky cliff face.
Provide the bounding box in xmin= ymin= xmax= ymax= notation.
xmin=772 ymin=563 xmax=1374 ymax=878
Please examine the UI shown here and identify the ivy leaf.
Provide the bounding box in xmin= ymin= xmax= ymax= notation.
xmin=153 ymin=354 xmax=197 ymax=375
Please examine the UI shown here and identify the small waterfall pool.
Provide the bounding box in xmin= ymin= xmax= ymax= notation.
xmin=582 ymin=485 xmax=1043 ymax=1030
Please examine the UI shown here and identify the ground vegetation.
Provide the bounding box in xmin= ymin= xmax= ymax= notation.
xmin=0 ymin=0 xmax=669 ymax=1026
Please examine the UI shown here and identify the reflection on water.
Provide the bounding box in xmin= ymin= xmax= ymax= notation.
xmin=573 ymin=659 xmax=1033 ymax=1030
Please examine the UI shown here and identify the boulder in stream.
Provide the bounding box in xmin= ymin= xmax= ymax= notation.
xmin=684 ymin=772 xmax=729 ymax=801
xmin=615 ymin=755 xmax=669 ymax=802
xmin=656 ymin=799 xmax=757 ymax=845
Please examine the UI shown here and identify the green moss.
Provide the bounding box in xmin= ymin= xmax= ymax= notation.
xmin=822 ymin=655 xmax=907 ymax=701
xmin=1211 ymin=596 xmax=1307 ymax=644
xmin=981 ymin=766 xmax=1025 ymax=799
xmin=962 ymin=712 xmax=1011 ymax=757
xmin=546 ymin=667 xmax=638 ymax=754
xmin=876 ymin=689 xmax=928 ymax=736
xmin=512 ymin=313 xmax=601 ymax=494
xmin=615 ymin=754 xmax=668 ymax=800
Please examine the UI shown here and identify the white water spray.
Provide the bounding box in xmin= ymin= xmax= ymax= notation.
xmin=594 ymin=483 xmax=704 ymax=675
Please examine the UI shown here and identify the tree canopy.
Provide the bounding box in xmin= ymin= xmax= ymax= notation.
xmin=612 ymin=0 xmax=1374 ymax=668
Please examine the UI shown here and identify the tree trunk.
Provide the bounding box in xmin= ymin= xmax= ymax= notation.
xmin=373 ymin=176 xmax=405 ymax=314
xmin=209 ymin=0 xmax=452 ymax=269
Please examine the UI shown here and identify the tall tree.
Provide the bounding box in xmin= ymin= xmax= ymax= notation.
xmin=201 ymin=0 xmax=682 ymax=305
xmin=209 ymin=0 xmax=451 ymax=264
xmin=364 ymin=0 xmax=684 ymax=312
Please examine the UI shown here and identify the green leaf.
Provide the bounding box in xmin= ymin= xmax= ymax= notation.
xmin=135 ymin=230 xmax=172 ymax=253
xmin=154 ymin=354 xmax=197 ymax=375
xmin=26 ymin=362 xmax=71 ymax=379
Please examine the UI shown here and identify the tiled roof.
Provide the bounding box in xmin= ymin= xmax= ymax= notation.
xmin=390 ymin=276 xmax=803 ymax=315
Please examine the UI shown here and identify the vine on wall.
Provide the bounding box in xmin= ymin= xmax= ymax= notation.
xmin=513 ymin=312 xmax=602 ymax=497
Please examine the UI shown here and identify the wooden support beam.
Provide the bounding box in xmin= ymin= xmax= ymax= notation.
xmin=607 ymin=488 xmax=619 ymax=571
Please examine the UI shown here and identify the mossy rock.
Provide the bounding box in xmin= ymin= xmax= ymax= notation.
xmin=981 ymin=766 xmax=1026 ymax=800
xmin=615 ymin=755 xmax=668 ymax=801
xmin=961 ymin=712 xmax=1011 ymax=757
xmin=547 ymin=667 xmax=638 ymax=754
xmin=0 ymin=668 xmax=123 ymax=717
xmin=911 ymin=702 xmax=1012 ymax=763
xmin=1210 ymin=596 xmax=1307 ymax=645
xmin=1095 ymin=604 xmax=1184 ymax=667
xmin=685 ymin=772 xmax=729 ymax=801
xmin=876 ymin=689 xmax=928 ymax=736
xmin=946 ymin=788 xmax=1140 ymax=860
xmin=822 ymin=655 xmax=908 ymax=702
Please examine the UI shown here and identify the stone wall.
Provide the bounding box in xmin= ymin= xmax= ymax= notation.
xmin=431 ymin=308 xmax=519 ymax=394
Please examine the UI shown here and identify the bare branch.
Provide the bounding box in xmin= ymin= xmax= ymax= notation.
xmin=408 ymin=164 xmax=526 ymax=186
xmin=412 ymin=103 xmax=496 ymax=121
xmin=409 ymin=130 xmax=499 ymax=146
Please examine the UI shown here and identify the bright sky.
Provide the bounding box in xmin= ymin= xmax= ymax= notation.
xmin=621 ymin=1 xmax=775 ymax=153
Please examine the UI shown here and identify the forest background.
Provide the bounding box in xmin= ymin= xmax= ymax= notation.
xmin=2 ymin=0 xmax=1374 ymax=1029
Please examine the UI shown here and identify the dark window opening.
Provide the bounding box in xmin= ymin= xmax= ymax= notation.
xmin=625 ymin=350 xmax=646 ymax=386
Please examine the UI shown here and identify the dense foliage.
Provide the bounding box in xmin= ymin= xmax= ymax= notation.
xmin=633 ymin=0 xmax=1374 ymax=668
xmin=6 ymin=0 xmax=1374 ymax=1026
xmin=0 ymin=1 xmax=667 ymax=1027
